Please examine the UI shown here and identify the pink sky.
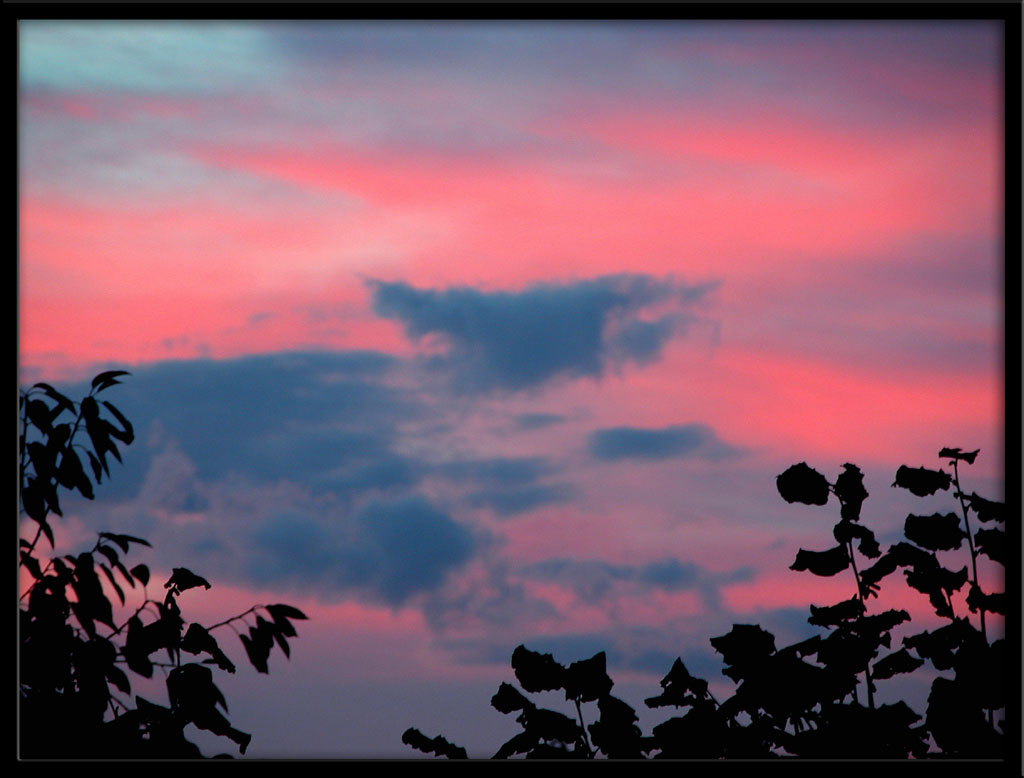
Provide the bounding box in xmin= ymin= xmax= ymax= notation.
xmin=19 ymin=20 xmax=1007 ymax=758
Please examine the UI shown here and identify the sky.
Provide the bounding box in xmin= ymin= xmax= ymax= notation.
xmin=18 ymin=20 xmax=1006 ymax=758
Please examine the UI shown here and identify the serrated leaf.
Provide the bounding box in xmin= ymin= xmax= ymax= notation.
xmin=791 ymin=545 xmax=850 ymax=576
xmin=563 ymin=651 xmax=613 ymax=703
xmin=903 ymin=513 xmax=967 ymax=552
xmin=833 ymin=463 xmax=868 ymax=521
xmin=974 ymin=527 xmax=1003 ymax=565
xmin=808 ymin=598 xmax=865 ymax=627
xmin=491 ymin=682 xmax=534 ymax=714
xmin=965 ymin=583 xmax=1005 ymax=615
xmin=892 ymin=465 xmax=951 ymax=497
xmin=938 ymin=447 xmax=979 ymax=464
xmin=962 ymin=492 xmax=1004 ymax=523
xmin=511 ymin=645 xmax=567 ymax=693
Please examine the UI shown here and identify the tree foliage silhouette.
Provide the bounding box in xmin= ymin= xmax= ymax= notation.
xmin=404 ymin=450 xmax=1005 ymax=759
xmin=19 ymin=373 xmax=308 ymax=758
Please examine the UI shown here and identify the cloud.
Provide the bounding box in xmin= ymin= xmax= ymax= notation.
xmin=433 ymin=456 xmax=575 ymax=517
xmin=588 ymin=423 xmax=740 ymax=461
xmin=521 ymin=557 xmax=755 ymax=611
xmin=467 ymin=483 xmax=576 ymax=517
xmin=512 ymin=412 xmax=568 ymax=430
xmin=367 ymin=275 xmax=718 ymax=393
xmin=247 ymin=496 xmax=481 ymax=606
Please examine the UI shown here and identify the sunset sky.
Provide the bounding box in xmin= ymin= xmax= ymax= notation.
xmin=18 ymin=20 xmax=1006 ymax=758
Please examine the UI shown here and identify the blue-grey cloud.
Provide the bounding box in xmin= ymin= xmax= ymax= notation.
xmin=433 ymin=456 xmax=551 ymax=486
xmin=367 ymin=275 xmax=717 ymax=393
xmin=52 ymin=350 xmax=415 ymax=500
xmin=467 ymin=483 xmax=576 ymax=517
xmin=512 ymin=412 xmax=568 ymax=430
xmin=520 ymin=557 xmax=755 ymax=611
xmin=248 ymin=496 xmax=479 ymax=606
xmin=433 ymin=456 xmax=575 ymax=517
xmin=589 ymin=423 xmax=739 ymax=462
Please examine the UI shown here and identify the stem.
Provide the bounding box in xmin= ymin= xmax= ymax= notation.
xmin=951 ymin=460 xmax=986 ymax=642
xmin=205 ymin=605 xmax=262 ymax=633
xmin=846 ymin=539 xmax=875 ymax=709
xmin=573 ymin=697 xmax=593 ymax=757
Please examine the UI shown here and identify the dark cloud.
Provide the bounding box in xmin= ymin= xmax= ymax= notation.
xmin=53 ymin=350 xmax=416 ymax=501
xmin=367 ymin=275 xmax=717 ymax=393
xmin=248 ymin=496 xmax=480 ymax=606
xmin=589 ymin=423 xmax=740 ymax=461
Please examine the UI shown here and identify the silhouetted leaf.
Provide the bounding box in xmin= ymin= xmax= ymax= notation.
xmin=564 ymin=651 xmax=613 ymax=702
xmin=106 ymin=664 xmax=132 ymax=695
xmin=520 ymin=707 xmax=583 ymax=745
xmin=492 ymin=730 xmax=538 ymax=759
xmin=902 ymin=618 xmax=976 ymax=671
xmin=974 ymin=527 xmax=1003 ymax=565
xmin=26 ymin=399 xmax=54 ymax=434
xmin=129 ymin=564 xmax=150 ymax=586
xmin=589 ymin=694 xmax=643 ymax=758
xmin=710 ymin=624 xmax=776 ymax=682
xmin=903 ymin=513 xmax=966 ymax=552
xmin=938 ymin=447 xmax=979 ymax=464
xmin=91 ymin=370 xmax=131 ymax=392
xmin=808 ymin=597 xmax=864 ymax=627
xmin=86 ymin=450 xmax=104 ymax=483
xmin=20 ymin=551 xmax=43 ymax=580
xmin=265 ymin=603 xmax=308 ymax=620
xmin=832 ymin=519 xmax=881 ymax=558
xmin=98 ymin=563 xmax=126 ymax=605
xmin=833 ymin=463 xmax=868 ymax=521
xmin=239 ymin=633 xmax=269 ymax=674
xmin=872 ymin=648 xmax=924 ymax=680
xmin=961 ymin=492 xmax=1003 ymax=523
xmin=165 ymin=567 xmax=211 ymax=593
xmin=31 ymin=382 xmax=76 ymax=415
xmin=99 ymin=532 xmax=151 ymax=553
xmin=101 ymin=400 xmax=134 ymax=443
xmin=965 ymin=583 xmax=1004 ymax=615
xmin=892 ymin=465 xmax=951 ymax=497
xmin=645 ymin=658 xmax=709 ymax=708
xmin=511 ymin=645 xmax=566 ymax=693
xmin=790 ymin=545 xmax=849 ymax=576
xmin=491 ymin=682 xmax=534 ymax=714
xmin=776 ymin=463 xmax=830 ymax=506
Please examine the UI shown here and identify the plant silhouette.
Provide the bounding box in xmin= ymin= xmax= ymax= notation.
xmin=19 ymin=373 xmax=308 ymax=758
xmin=404 ymin=452 xmax=1005 ymax=759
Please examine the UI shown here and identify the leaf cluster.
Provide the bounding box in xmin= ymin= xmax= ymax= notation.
xmin=404 ymin=450 xmax=1005 ymax=759
xmin=19 ymin=373 xmax=309 ymax=759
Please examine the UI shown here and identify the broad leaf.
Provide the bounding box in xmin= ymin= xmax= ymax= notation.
xmin=903 ymin=513 xmax=966 ymax=552
xmin=892 ymin=465 xmax=951 ymax=497
xmin=790 ymin=545 xmax=850 ymax=576
xmin=776 ymin=463 xmax=830 ymax=506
